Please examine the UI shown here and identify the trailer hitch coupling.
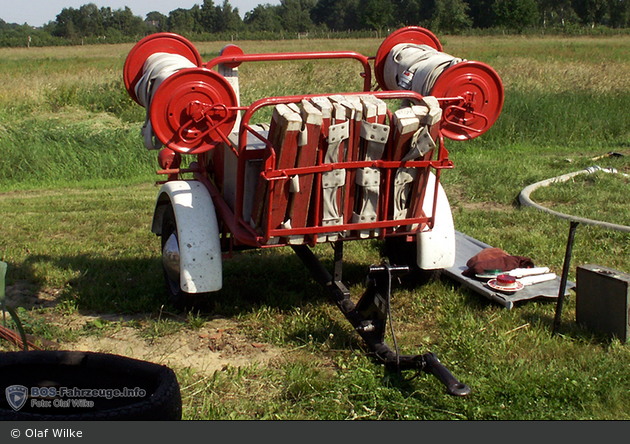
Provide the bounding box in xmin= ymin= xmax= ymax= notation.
xmin=292 ymin=243 xmax=471 ymax=397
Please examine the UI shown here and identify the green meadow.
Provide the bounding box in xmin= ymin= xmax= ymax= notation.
xmin=0 ymin=34 xmax=629 ymax=419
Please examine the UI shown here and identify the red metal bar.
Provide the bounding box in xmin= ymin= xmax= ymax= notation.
xmin=193 ymin=170 xmax=261 ymax=248
xmin=265 ymin=216 xmax=432 ymax=239
xmin=259 ymin=159 xmax=453 ymax=180
xmin=238 ymin=91 xmax=437 ymax=143
xmin=156 ymin=167 xmax=202 ymax=176
xmin=205 ymin=51 xmax=373 ymax=91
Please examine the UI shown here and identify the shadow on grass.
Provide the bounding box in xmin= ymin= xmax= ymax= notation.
xmin=4 ymin=243 xmax=394 ymax=318
xmin=4 ymin=247 xmax=482 ymax=397
xmin=4 ymin=254 xmax=168 ymax=314
xmin=519 ymin=308 xmax=622 ymax=347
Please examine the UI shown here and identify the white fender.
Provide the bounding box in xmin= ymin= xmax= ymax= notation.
xmin=416 ymin=172 xmax=456 ymax=269
xmin=152 ymin=180 xmax=222 ymax=293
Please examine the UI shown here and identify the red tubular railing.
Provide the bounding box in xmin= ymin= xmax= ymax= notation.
xmin=226 ymin=91 xmax=456 ymax=247
xmin=205 ymin=51 xmax=373 ymax=91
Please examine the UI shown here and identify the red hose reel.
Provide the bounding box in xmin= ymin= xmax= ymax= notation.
xmin=123 ymin=28 xmax=503 ymax=154
xmin=148 ymin=69 xmax=238 ymax=154
xmin=123 ymin=33 xmax=238 ymax=155
xmin=374 ymin=27 xmax=504 ymax=141
xmin=123 ymin=33 xmax=203 ymax=105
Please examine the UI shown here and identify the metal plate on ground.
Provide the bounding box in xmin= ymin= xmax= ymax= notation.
xmin=444 ymin=231 xmax=574 ymax=309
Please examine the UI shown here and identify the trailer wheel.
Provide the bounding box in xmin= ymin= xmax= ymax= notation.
xmin=161 ymin=204 xmax=207 ymax=309
xmin=385 ymin=236 xmax=441 ymax=285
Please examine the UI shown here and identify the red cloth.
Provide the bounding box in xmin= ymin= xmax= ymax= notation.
xmin=462 ymin=247 xmax=535 ymax=277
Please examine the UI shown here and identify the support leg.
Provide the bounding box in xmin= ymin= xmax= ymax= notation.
xmin=553 ymin=221 xmax=579 ymax=335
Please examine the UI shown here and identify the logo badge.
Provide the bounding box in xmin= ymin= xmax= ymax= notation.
xmin=5 ymin=385 xmax=28 ymax=411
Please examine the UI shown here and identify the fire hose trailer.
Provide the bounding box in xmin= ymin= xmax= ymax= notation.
xmin=123 ymin=27 xmax=504 ymax=396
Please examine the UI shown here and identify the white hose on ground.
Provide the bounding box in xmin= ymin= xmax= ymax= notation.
xmin=518 ymin=166 xmax=630 ymax=232
xmin=134 ymin=53 xmax=197 ymax=150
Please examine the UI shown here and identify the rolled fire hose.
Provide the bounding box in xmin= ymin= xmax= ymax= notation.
xmin=134 ymin=53 xmax=197 ymax=150
xmin=383 ymin=43 xmax=462 ymax=96
xmin=518 ymin=166 xmax=630 ymax=232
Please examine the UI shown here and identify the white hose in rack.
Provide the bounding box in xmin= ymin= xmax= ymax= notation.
xmin=518 ymin=166 xmax=630 ymax=232
xmin=383 ymin=43 xmax=462 ymax=96
xmin=135 ymin=53 xmax=197 ymax=150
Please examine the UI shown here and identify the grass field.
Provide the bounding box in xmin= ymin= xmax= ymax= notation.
xmin=0 ymin=32 xmax=629 ymax=420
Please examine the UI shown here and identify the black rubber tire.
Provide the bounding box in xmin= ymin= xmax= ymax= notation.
xmin=0 ymin=350 xmax=182 ymax=420
xmin=161 ymin=204 xmax=208 ymax=310
xmin=384 ymin=236 xmax=442 ymax=286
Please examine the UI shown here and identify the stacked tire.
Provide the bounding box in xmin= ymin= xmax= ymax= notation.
xmin=0 ymin=351 xmax=182 ymax=420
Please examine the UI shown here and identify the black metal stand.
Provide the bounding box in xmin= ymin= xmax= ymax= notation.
xmin=552 ymin=221 xmax=579 ymax=335
xmin=292 ymin=241 xmax=471 ymax=397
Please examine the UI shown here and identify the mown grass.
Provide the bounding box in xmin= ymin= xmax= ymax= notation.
xmin=0 ymin=33 xmax=629 ymax=420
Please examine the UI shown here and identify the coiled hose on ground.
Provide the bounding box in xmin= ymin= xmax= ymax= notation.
xmin=518 ymin=166 xmax=630 ymax=233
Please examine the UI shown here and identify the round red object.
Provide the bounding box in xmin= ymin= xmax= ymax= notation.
xmin=374 ymin=27 xmax=443 ymax=92
xmin=149 ymin=68 xmax=238 ymax=155
xmin=430 ymin=61 xmax=504 ymax=141
xmin=218 ymin=44 xmax=245 ymax=69
xmin=158 ymin=148 xmax=182 ymax=170
xmin=123 ymin=33 xmax=202 ymax=105
xmin=497 ymin=274 xmax=516 ymax=287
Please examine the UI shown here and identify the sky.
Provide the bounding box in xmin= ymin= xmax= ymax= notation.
xmin=0 ymin=0 xmax=280 ymax=27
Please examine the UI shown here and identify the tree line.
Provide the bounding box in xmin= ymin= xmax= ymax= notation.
xmin=1 ymin=0 xmax=629 ymax=47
